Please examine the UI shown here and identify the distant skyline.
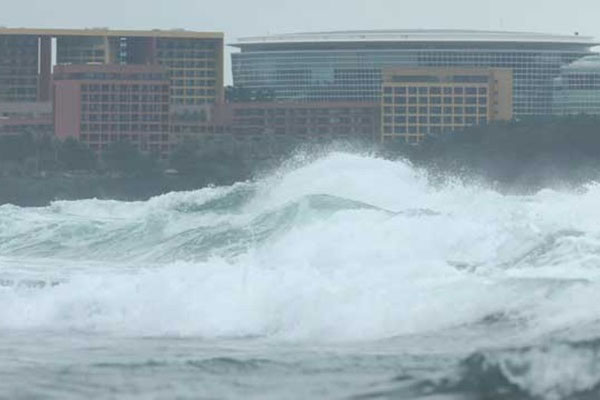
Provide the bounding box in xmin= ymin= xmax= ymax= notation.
xmin=4 ymin=0 xmax=600 ymax=83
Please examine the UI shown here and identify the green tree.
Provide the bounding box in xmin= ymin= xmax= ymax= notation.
xmin=57 ymin=138 xmax=97 ymax=171
xmin=169 ymin=141 xmax=201 ymax=175
xmin=103 ymin=140 xmax=159 ymax=176
xmin=0 ymin=133 xmax=35 ymax=163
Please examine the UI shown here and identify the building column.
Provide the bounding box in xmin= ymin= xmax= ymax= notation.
xmin=38 ymin=36 xmax=52 ymax=102
xmin=103 ymin=36 xmax=111 ymax=64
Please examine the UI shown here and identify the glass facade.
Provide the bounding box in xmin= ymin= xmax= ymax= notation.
xmin=232 ymin=32 xmax=596 ymax=117
xmin=0 ymin=36 xmax=39 ymax=102
xmin=57 ymin=36 xmax=109 ymax=64
xmin=553 ymin=56 xmax=600 ymax=115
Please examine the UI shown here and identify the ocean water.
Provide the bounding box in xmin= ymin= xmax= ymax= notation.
xmin=2 ymin=152 xmax=600 ymax=399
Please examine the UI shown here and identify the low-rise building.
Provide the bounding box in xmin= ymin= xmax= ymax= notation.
xmin=170 ymin=101 xmax=380 ymax=158
xmin=53 ymin=64 xmax=171 ymax=158
xmin=0 ymin=102 xmax=53 ymax=136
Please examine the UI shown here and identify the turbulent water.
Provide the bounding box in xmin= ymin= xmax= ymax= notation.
xmin=2 ymin=153 xmax=600 ymax=399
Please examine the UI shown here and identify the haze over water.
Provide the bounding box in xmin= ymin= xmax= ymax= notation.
xmin=2 ymin=153 xmax=600 ymax=399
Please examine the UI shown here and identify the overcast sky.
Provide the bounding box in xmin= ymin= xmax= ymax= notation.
xmin=3 ymin=0 xmax=600 ymax=82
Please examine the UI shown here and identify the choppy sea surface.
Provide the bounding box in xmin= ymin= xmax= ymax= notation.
xmin=2 ymin=153 xmax=600 ymax=399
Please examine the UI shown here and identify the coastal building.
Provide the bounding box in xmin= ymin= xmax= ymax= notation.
xmin=552 ymin=55 xmax=600 ymax=115
xmin=0 ymin=102 xmax=52 ymax=136
xmin=0 ymin=28 xmax=224 ymax=105
xmin=231 ymin=30 xmax=597 ymax=117
xmin=381 ymin=67 xmax=513 ymax=144
xmin=170 ymin=101 xmax=380 ymax=158
xmin=228 ymin=101 xmax=378 ymax=142
xmin=170 ymin=103 xmax=234 ymax=154
xmin=53 ymin=64 xmax=171 ymax=158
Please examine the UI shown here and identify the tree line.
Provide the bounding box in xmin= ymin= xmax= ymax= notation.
xmin=4 ymin=115 xmax=600 ymax=193
xmin=0 ymin=133 xmax=255 ymax=185
xmin=386 ymin=115 xmax=600 ymax=191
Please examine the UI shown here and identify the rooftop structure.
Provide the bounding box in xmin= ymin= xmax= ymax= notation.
xmin=232 ymin=29 xmax=598 ymax=117
xmin=0 ymin=27 xmax=222 ymax=39
xmin=236 ymin=30 xmax=597 ymax=46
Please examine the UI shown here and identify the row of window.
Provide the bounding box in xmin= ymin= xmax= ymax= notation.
xmin=57 ymin=50 xmax=104 ymax=57
xmin=383 ymin=116 xmax=487 ymax=129
xmin=82 ymin=114 xmax=168 ymax=122
xmin=81 ymin=124 xmax=169 ymax=132
xmin=81 ymin=84 xmax=168 ymax=92
xmin=383 ymin=106 xmax=488 ymax=115
xmin=81 ymin=133 xmax=169 ymax=141
xmin=0 ymin=60 xmax=38 ymax=67
xmin=171 ymin=89 xmax=216 ymax=96
xmin=234 ymin=117 xmax=375 ymax=125
xmin=170 ymin=79 xmax=217 ymax=87
xmin=169 ymin=70 xmax=217 ymax=78
xmin=157 ymin=50 xmax=217 ymax=58
xmin=384 ymin=96 xmax=489 ymax=105
xmin=384 ymin=115 xmax=488 ymax=124
xmin=61 ymin=73 xmax=167 ymax=81
xmin=384 ymin=86 xmax=488 ymax=95
xmin=0 ymin=41 xmax=38 ymax=48
xmin=81 ymin=94 xmax=169 ymax=102
xmin=383 ymin=122 xmax=485 ymax=134
xmin=234 ymin=108 xmax=375 ymax=116
xmin=161 ymin=61 xmax=216 ymax=69
xmin=156 ymin=40 xmax=219 ymax=50
xmin=0 ymin=79 xmax=38 ymax=85
xmin=0 ymin=88 xmax=37 ymax=95
xmin=172 ymin=98 xmax=214 ymax=105
xmin=82 ymin=104 xmax=168 ymax=112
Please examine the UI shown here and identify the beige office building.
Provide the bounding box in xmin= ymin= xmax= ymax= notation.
xmin=381 ymin=67 xmax=513 ymax=144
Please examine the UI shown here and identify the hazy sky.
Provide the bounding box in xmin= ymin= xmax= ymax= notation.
xmin=3 ymin=0 xmax=600 ymax=82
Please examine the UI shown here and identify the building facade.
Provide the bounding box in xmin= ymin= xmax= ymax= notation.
xmin=53 ymin=64 xmax=171 ymax=158
xmin=0 ymin=28 xmax=224 ymax=105
xmin=232 ymin=30 xmax=597 ymax=117
xmin=0 ymin=35 xmax=42 ymax=102
xmin=170 ymin=101 xmax=380 ymax=158
xmin=552 ymin=55 xmax=600 ymax=115
xmin=0 ymin=102 xmax=52 ymax=136
xmin=381 ymin=68 xmax=513 ymax=143
xmin=228 ymin=101 xmax=378 ymax=142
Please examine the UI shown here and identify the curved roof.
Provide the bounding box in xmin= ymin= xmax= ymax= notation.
xmin=234 ymin=29 xmax=597 ymax=47
xmin=563 ymin=55 xmax=600 ymax=71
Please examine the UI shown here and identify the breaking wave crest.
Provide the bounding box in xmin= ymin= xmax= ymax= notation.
xmin=2 ymin=152 xmax=600 ymax=344
xmin=412 ymin=339 xmax=600 ymax=400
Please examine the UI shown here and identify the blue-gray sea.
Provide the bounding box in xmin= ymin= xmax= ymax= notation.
xmin=2 ymin=153 xmax=600 ymax=399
